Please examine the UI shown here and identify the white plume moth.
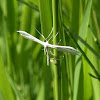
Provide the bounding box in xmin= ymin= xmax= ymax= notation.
xmin=17 ymin=30 xmax=81 ymax=66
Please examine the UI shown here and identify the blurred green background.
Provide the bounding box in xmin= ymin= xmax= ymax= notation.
xmin=0 ymin=0 xmax=100 ymax=100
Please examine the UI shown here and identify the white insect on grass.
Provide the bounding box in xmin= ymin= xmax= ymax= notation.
xmin=17 ymin=28 xmax=81 ymax=66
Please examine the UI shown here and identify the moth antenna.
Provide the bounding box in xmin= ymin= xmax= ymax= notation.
xmin=48 ymin=31 xmax=59 ymax=43
xmin=34 ymin=27 xmax=46 ymax=41
xmin=48 ymin=35 xmax=53 ymax=42
xmin=46 ymin=27 xmax=54 ymax=40
xmin=52 ymin=32 xmax=59 ymax=41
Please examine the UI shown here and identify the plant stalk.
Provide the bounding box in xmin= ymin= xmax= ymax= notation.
xmin=52 ymin=0 xmax=61 ymax=100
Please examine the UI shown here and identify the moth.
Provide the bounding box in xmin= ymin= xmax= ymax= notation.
xmin=17 ymin=29 xmax=80 ymax=66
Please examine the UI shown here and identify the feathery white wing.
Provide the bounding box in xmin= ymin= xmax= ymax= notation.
xmin=47 ymin=44 xmax=80 ymax=55
xmin=17 ymin=31 xmax=45 ymax=46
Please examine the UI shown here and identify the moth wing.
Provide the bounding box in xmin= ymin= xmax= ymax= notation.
xmin=17 ymin=31 xmax=45 ymax=46
xmin=17 ymin=31 xmax=36 ymax=40
xmin=48 ymin=44 xmax=81 ymax=55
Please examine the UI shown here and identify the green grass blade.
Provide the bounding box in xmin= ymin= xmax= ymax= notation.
xmin=86 ymin=25 xmax=100 ymax=100
xmin=17 ymin=1 xmax=33 ymax=98
xmin=0 ymin=51 xmax=15 ymax=100
xmin=7 ymin=72 xmax=25 ymax=100
xmin=6 ymin=0 xmax=18 ymax=76
xmin=52 ymin=0 xmax=62 ymax=100
xmin=37 ymin=0 xmax=53 ymax=100
xmin=78 ymin=0 xmax=92 ymax=49
xmin=72 ymin=0 xmax=93 ymax=100
xmin=17 ymin=0 xmax=39 ymax=12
